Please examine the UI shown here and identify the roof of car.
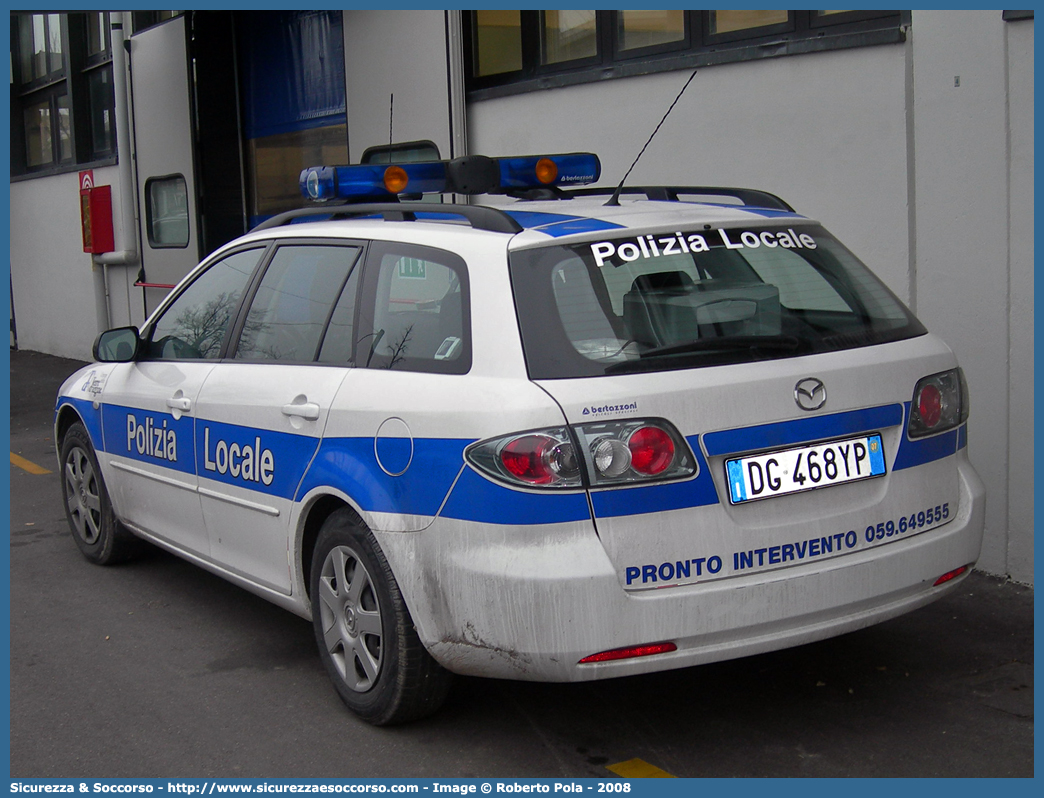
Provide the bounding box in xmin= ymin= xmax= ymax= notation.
xmin=499 ymin=196 xmax=814 ymax=250
xmin=238 ymin=192 xmax=818 ymax=254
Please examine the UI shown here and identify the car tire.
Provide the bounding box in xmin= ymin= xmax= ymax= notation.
xmin=60 ymin=422 xmax=142 ymax=565
xmin=310 ymin=508 xmax=452 ymax=725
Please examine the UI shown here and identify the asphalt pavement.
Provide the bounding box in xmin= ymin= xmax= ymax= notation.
xmin=7 ymin=347 xmax=1034 ymax=778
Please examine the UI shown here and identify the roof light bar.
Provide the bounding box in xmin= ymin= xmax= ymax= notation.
xmin=300 ymin=153 xmax=601 ymax=202
xmin=497 ymin=153 xmax=600 ymax=190
xmin=301 ymin=162 xmax=448 ymax=202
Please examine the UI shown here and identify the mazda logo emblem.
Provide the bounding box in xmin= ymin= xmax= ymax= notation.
xmin=795 ymin=378 xmax=827 ymax=411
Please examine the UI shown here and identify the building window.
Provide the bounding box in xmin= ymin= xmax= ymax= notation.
xmin=541 ymin=10 xmax=598 ymax=65
xmin=18 ymin=13 xmax=64 ymax=84
xmin=708 ymin=9 xmax=790 ymax=38
xmin=617 ymin=10 xmax=686 ymax=54
xmin=131 ymin=11 xmax=180 ymax=34
xmin=473 ymin=10 xmax=522 ymax=77
xmin=86 ymin=12 xmax=109 ymax=55
xmin=10 ymin=11 xmax=118 ymax=177
xmin=464 ymin=10 xmax=906 ymax=98
xmin=82 ymin=12 xmax=114 ymax=161
xmin=13 ymin=13 xmax=70 ymax=170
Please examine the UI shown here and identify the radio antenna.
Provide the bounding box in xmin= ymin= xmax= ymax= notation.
xmin=387 ymin=93 xmax=394 ymax=162
xmin=605 ymin=68 xmax=698 ymax=206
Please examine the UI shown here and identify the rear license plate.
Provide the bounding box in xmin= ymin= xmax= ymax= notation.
xmin=726 ymin=433 xmax=886 ymax=504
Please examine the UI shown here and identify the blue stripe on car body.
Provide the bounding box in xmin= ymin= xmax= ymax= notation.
xmin=298 ymin=437 xmax=469 ymax=516
xmin=57 ymin=397 xmax=105 ymax=453
xmin=702 ymin=404 xmax=904 ymax=457
xmin=440 ymin=468 xmax=592 ymax=525
xmin=504 ymin=210 xmax=625 ymax=237
xmin=66 ymin=397 xmax=965 ymax=527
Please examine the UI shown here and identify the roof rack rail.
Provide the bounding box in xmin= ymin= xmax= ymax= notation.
xmin=562 ymin=186 xmax=795 ymax=212
xmin=251 ymin=202 xmax=524 ymax=235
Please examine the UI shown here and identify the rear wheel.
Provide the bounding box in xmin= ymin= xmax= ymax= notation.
xmin=310 ymin=508 xmax=451 ymax=725
xmin=60 ymin=422 xmax=141 ymax=564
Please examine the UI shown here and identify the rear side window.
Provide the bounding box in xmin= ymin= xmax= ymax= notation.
xmin=233 ymin=244 xmax=362 ymax=362
xmin=355 ymin=242 xmax=471 ymax=374
xmin=510 ymin=224 xmax=925 ymax=378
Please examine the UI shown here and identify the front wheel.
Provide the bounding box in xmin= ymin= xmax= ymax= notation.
xmin=310 ymin=508 xmax=451 ymax=725
xmin=59 ymin=422 xmax=141 ymax=565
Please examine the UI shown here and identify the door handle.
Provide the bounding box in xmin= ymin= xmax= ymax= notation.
xmin=282 ymin=402 xmax=321 ymax=421
xmin=166 ymin=397 xmax=192 ymax=412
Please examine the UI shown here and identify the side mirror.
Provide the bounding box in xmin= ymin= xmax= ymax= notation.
xmin=93 ymin=326 xmax=142 ymax=362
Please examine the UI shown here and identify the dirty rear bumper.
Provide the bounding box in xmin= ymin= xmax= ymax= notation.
xmin=376 ymin=457 xmax=985 ymax=682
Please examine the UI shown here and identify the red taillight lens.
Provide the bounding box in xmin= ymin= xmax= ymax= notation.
xmin=579 ymin=641 xmax=677 ymax=664
xmin=933 ymin=565 xmax=968 ymax=586
xmin=466 ymin=418 xmax=695 ymax=490
xmin=500 ymin=435 xmax=560 ymax=485
xmin=628 ymin=426 xmax=675 ymax=475
xmin=908 ymin=369 xmax=969 ymax=439
xmin=917 ymin=384 xmax=942 ymax=429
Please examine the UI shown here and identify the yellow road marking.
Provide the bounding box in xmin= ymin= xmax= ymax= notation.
xmin=11 ymin=452 xmax=52 ymax=475
xmin=606 ymin=758 xmax=676 ymax=779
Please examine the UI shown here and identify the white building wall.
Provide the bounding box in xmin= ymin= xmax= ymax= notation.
xmin=1005 ymin=17 xmax=1033 ymax=585
xmin=343 ymin=10 xmax=461 ymax=163
xmin=9 ymin=165 xmax=142 ymax=361
xmin=469 ymin=45 xmax=912 ymax=304
xmin=468 ymin=12 xmax=1033 ymax=583
xmin=909 ymin=10 xmax=1032 ymax=583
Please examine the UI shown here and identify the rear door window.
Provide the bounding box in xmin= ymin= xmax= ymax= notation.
xmin=232 ymin=243 xmax=362 ymax=362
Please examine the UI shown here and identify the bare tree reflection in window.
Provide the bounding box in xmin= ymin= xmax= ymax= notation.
xmin=163 ymin=292 xmax=271 ymax=359
xmin=385 ymin=324 xmax=413 ymax=369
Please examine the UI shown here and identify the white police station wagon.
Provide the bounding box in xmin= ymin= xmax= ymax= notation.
xmin=56 ymin=152 xmax=985 ymax=725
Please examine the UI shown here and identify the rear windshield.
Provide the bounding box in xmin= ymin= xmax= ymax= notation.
xmin=509 ymin=224 xmax=926 ymax=378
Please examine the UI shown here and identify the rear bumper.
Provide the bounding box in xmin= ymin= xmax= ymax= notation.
xmin=378 ymin=456 xmax=985 ymax=682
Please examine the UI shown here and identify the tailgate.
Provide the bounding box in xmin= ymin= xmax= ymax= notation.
xmin=536 ymin=334 xmax=965 ymax=590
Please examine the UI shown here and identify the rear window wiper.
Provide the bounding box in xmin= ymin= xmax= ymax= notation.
xmin=602 ymin=335 xmax=801 ymax=375
xmin=637 ymin=334 xmax=802 ymax=359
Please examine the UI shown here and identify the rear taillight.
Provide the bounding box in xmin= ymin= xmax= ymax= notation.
xmin=908 ymin=368 xmax=969 ymax=438
xmin=499 ymin=433 xmax=580 ymax=486
xmin=467 ymin=418 xmax=695 ymax=489
xmin=467 ymin=427 xmax=582 ymax=488
xmin=578 ymin=641 xmax=677 ymax=664
xmin=933 ymin=565 xmax=969 ymax=586
xmin=628 ymin=426 xmax=675 ymax=475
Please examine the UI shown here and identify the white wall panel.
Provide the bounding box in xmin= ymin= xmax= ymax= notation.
xmin=469 ymin=46 xmax=912 ymax=302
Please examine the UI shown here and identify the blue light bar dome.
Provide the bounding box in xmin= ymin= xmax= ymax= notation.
xmin=300 ymin=152 xmax=600 ymax=202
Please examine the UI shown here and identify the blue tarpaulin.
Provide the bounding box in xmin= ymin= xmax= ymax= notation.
xmin=238 ymin=10 xmax=346 ymax=140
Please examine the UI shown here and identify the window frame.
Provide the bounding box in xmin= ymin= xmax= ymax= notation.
xmin=10 ymin=11 xmax=119 ymax=179
xmin=229 ymin=241 xmax=365 ymax=365
xmin=702 ymin=10 xmax=794 ymax=46
xmin=613 ymin=10 xmax=691 ymax=62
xmin=464 ymin=10 xmax=908 ymax=100
xmin=144 ymin=174 xmax=192 ymax=249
